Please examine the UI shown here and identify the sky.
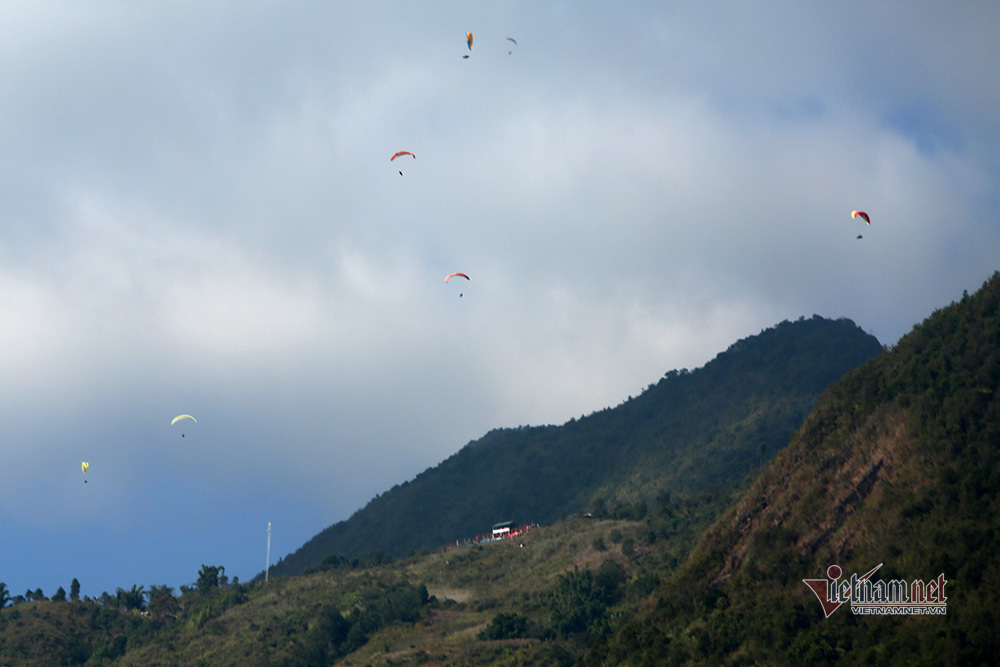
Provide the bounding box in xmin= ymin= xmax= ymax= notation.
xmin=1 ymin=2 xmax=998 ymax=599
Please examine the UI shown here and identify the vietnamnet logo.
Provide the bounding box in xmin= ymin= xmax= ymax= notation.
xmin=802 ymin=564 xmax=948 ymax=617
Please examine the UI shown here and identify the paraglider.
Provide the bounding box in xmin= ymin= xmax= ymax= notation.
xmin=506 ymin=37 xmax=517 ymax=54
xmin=392 ymin=151 xmax=415 ymax=176
xmin=851 ymin=210 xmax=870 ymax=225
xmin=445 ymin=272 xmax=470 ymax=298
xmin=171 ymin=414 xmax=196 ymax=437
xmin=81 ymin=461 xmax=89 ymax=483
xmin=466 ymin=32 xmax=473 ymax=51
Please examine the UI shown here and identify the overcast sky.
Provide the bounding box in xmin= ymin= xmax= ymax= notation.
xmin=1 ymin=2 xmax=998 ymax=599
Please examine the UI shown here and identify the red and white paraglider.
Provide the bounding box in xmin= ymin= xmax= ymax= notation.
xmin=445 ymin=272 xmax=470 ymax=297
xmin=852 ymin=210 xmax=870 ymax=239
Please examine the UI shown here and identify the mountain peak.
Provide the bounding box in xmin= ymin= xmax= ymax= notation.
xmin=269 ymin=315 xmax=881 ymax=579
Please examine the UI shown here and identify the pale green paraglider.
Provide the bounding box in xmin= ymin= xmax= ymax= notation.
xmin=171 ymin=414 xmax=197 ymax=437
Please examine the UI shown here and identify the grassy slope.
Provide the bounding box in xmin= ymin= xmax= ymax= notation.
xmin=0 ymin=486 xmax=731 ymax=666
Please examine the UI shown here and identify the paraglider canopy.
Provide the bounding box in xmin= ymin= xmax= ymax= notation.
xmin=392 ymin=151 xmax=415 ymax=175
xmin=466 ymin=32 xmax=473 ymax=50
xmin=506 ymin=37 xmax=517 ymax=54
xmin=171 ymin=414 xmax=196 ymax=437
xmin=851 ymin=210 xmax=870 ymax=225
xmin=445 ymin=272 xmax=469 ymax=298
xmin=81 ymin=461 xmax=89 ymax=483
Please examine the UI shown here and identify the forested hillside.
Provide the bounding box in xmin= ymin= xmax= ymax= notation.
xmin=586 ymin=271 xmax=1000 ymax=665
xmin=269 ymin=315 xmax=882 ymax=578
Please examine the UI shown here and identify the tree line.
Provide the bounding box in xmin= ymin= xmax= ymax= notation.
xmin=0 ymin=564 xmax=231 ymax=612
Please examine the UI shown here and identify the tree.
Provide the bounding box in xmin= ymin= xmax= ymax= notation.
xmin=116 ymin=585 xmax=146 ymax=611
xmin=479 ymin=612 xmax=531 ymax=640
xmin=70 ymin=578 xmax=80 ymax=601
xmin=548 ymin=569 xmax=606 ymax=637
xmin=621 ymin=537 xmax=636 ymax=559
xmin=52 ymin=587 xmax=67 ymax=602
xmin=147 ymin=585 xmax=178 ymax=621
xmin=0 ymin=583 xmax=9 ymax=608
xmin=197 ymin=564 xmax=225 ymax=594
xmin=594 ymin=559 xmax=627 ymax=603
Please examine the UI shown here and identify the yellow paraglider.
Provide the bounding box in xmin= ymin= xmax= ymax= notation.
xmin=171 ymin=414 xmax=197 ymax=437
xmin=81 ymin=461 xmax=89 ymax=483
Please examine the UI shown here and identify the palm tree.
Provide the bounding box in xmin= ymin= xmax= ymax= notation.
xmin=116 ymin=585 xmax=146 ymax=611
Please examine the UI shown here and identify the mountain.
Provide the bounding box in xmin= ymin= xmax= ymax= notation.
xmin=585 ymin=270 xmax=1000 ymax=665
xmin=5 ymin=274 xmax=998 ymax=665
xmin=269 ymin=315 xmax=882 ymax=578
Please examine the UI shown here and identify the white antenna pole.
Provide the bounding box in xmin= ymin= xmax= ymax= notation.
xmin=265 ymin=522 xmax=271 ymax=584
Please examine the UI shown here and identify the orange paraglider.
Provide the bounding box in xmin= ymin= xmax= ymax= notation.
xmin=391 ymin=151 xmax=415 ymax=175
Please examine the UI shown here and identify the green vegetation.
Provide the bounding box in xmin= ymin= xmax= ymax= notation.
xmin=585 ymin=271 xmax=1000 ymax=665
xmin=272 ymin=315 xmax=881 ymax=577
xmin=13 ymin=271 xmax=999 ymax=666
xmin=0 ymin=502 xmax=727 ymax=666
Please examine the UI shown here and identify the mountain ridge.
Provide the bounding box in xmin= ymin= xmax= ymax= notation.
xmin=268 ymin=314 xmax=883 ymax=578
xmin=584 ymin=270 xmax=1000 ymax=664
